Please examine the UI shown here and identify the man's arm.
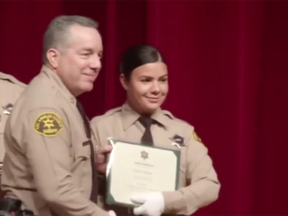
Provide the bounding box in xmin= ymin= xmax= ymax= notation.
xmin=23 ymin=108 xmax=110 ymax=216
xmin=162 ymin=132 xmax=220 ymax=215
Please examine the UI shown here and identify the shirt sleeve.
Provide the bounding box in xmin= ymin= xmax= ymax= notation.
xmin=22 ymin=108 xmax=110 ymax=216
xmin=162 ymin=131 xmax=221 ymax=215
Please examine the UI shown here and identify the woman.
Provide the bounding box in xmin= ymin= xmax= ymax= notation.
xmin=91 ymin=44 xmax=220 ymax=216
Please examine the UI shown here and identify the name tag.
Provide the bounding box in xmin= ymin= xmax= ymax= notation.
xmin=82 ymin=140 xmax=92 ymax=146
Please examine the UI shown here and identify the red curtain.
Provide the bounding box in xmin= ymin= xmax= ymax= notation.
xmin=0 ymin=0 xmax=287 ymax=215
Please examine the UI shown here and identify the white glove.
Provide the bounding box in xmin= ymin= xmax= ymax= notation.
xmin=130 ymin=192 xmax=164 ymax=216
xmin=108 ymin=210 xmax=116 ymax=216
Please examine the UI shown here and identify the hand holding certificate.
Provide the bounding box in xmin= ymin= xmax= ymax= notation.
xmin=105 ymin=138 xmax=180 ymax=207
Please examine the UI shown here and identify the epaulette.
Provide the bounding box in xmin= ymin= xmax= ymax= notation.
xmin=175 ymin=117 xmax=192 ymax=126
xmin=163 ymin=109 xmax=194 ymax=128
xmin=0 ymin=71 xmax=26 ymax=88
xmin=162 ymin=110 xmax=174 ymax=119
xmin=104 ymin=106 xmax=122 ymax=116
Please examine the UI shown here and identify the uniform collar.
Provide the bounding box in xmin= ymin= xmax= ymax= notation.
xmin=40 ymin=65 xmax=77 ymax=106
xmin=121 ymin=102 xmax=174 ymax=131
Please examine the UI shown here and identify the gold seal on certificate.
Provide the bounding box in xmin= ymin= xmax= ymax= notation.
xmin=105 ymin=138 xmax=180 ymax=207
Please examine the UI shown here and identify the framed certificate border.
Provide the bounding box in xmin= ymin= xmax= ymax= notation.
xmin=105 ymin=139 xmax=181 ymax=207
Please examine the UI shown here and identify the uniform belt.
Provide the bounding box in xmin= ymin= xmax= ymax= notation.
xmin=0 ymin=198 xmax=21 ymax=212
xmin=0 ymin=198 xmax=36 ymax=215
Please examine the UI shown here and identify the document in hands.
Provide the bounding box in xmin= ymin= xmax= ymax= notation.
xmin=105 ymin=138 xmax=180 ymax=207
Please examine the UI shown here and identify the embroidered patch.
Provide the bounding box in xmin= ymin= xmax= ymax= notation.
xmin=34 ymin=112 xmax=63 ymax=137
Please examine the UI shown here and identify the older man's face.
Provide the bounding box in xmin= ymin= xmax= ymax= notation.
xmin=56 ymin=24 xmax=103 ymax=96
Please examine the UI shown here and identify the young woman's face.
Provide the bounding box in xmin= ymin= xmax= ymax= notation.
xmin=122 ymin=62 xmax=169 ymax=115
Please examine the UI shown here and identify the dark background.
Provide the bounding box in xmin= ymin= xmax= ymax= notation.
xmin=0 ymin=0 xmax=287 ymax=215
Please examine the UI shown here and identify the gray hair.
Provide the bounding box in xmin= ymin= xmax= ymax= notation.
xmin=42 ymin=15 xmax=99 ymax=64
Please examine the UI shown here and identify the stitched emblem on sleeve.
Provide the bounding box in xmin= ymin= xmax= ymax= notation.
xmin=34 ymin=112 xmax=63 ymax=137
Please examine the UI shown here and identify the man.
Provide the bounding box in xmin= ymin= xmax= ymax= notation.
xmin=0 ymin=72 xmax=26 ymax=198
xmin=1 ymin=15 xmax=114 ymax=216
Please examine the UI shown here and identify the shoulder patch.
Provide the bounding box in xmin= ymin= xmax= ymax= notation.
xmin=34 ymin=112 xmax=63 ymax=137
xmin=104 ymin=106 xmax=122 ymax=116
xmin=91 ymin=107 xmax=122 ymax=125
xmin=0 ymin=72 xmax=26 ymax=88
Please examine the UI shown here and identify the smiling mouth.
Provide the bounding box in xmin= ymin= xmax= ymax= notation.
xmin=83 ymin=73 xmax=95 ymax=77
xmin=147 ymin=97 xmax=160 ymax=102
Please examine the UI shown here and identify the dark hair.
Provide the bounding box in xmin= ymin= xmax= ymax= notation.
xmin=119 ymin=44 xmax=165 ymax=80
xmin=42 ymin=15 xmax=99 ymax=64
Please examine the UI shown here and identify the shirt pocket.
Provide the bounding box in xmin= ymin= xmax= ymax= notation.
xmin=74 ymin=139 xmax=92 ymax=161
xmin=73 ymin=138 xmax=93 ymax=175
xmin=72 ymin=138 xmax=93 ymax=188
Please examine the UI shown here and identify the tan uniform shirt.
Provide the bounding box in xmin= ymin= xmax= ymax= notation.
xmin=1 ymin=66 xmax=110 ymax=216
xmin=91 ymin=103 xmax=220 ymax=216
xmin=0 ymin=72 xmax=26 ymax=165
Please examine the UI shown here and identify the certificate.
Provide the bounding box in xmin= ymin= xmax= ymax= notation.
xmin=105 ymin=138 xmax=180 ymax=207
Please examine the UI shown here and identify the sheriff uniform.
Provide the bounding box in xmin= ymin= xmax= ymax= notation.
xmin=0 ymin=72 xmax=26 ymax=198
xmin=1 ymin=66 xmax=110 ymax=216
xmin=91 ymin=103 xmax=220 ymax=216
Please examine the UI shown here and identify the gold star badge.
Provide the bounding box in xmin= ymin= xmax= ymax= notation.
xmin=34 ymin=112 xmax=63 ymax=137
xmin=140 ymin=150 xmax=148 ymax=160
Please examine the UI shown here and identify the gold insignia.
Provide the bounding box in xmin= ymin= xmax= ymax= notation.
xmin=141 ymin=150 xmax=149 ymax=160
xmin=34 ymin=112 xmax=63 ymax=137
xmin=3 ymin=103 xmax=13 ymax=115
xmin=193 ymin=131 xmax=202 ymax=143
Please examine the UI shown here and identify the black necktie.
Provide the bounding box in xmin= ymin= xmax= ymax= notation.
xmin=138 ymin=116 xmax=154 ymax=145
xmin=76 ymin=100 xmax=98 ymax=203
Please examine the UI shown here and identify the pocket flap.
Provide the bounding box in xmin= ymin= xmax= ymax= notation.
xmin=74 ymin=139 xmax=92 ymax=160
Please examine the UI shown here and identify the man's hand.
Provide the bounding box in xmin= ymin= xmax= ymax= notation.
xmin=95 ymin=145 xmax=113 ymax=173
xmin=130 ymin=192 xmax=164 ymax=216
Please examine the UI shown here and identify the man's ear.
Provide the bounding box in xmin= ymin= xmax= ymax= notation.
xmin=119 ymin=74 xmax=128 ymax=90
xmin=46 ymin=48 xmax=60 ymax=68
